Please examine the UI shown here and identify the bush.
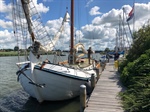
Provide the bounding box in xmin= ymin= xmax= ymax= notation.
xmin=119 ymin=26 xmax=150 ymax=112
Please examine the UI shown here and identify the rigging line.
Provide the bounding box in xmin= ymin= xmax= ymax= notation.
xmin=122 ymin=7 xmax=125 ymax=50
xmin=23 ymin=1 xmax=49 ymax=49
xmin=19 ymin=1 xmax=28 ymax=58
xmin=38 ymin=3 xmax=61 ymax=51
xmin=120 ymin=17 xmax=131 ymax=48
xmin=76 ymin=0 xmax=81 ymax=43
xmin=123 ymin=28 xmax=131 ymax=48
xmin=12 ymin=0 xmax=24 ymax=61
xmin=120 ymin=16 xmax=127 ymax=49
xmin=116 ymin=29 xmax=120 ymax=52
xmin=133 ymin=0 xmax=135 ymax=34
xmin=122 ymin=8 xmax=134 ymax=40
xmin=118 ymin=15 xmax=121 ymax=51
xmin=12 ymin=0 xmax=19 ymax=61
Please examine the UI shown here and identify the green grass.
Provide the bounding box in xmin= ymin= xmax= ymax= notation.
xmin=0 ymin=51 xmax=25 ymax=57
xmin=0 ymin=51 xmax=54 ymax=57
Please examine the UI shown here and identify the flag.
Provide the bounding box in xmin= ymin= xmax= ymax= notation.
xmin=127 ymin=6 xmax=134 ymax=22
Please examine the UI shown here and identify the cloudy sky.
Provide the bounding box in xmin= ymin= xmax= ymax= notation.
xmin=0 ymin=0 xmax=150 ymax=51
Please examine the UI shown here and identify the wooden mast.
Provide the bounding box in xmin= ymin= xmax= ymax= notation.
xmin=70 ymin=0 xmax=74 ymax=53
xmin=69 ymin=0 xmax=74 ymax=64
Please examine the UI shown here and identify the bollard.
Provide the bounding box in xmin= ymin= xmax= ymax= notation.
xmin=100 ymin=62 xmax=105 ymax=71
xmin=80 ymin=85 xmax=86 ymax=112
xmin=91 ymin=74 xmax=96 ymax=88
xmin=99 ymin=66 xmax=103 ymax=73
xmin=114 ymin=60 xmax=119 ymax=71
xmin=95 ymin=68 xmax=100 ymax=81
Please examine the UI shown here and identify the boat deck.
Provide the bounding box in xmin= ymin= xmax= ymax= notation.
xmin=84 ymin=61 xmax=125 ymax=112
xmin=74 ymin=58 xmax=95 ymax=68
xmin=58 ymin=58 xmax=97 ymax=69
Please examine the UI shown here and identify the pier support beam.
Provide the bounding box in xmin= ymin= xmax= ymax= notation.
xmin=80 ymin=85 xmax=86 ymax=112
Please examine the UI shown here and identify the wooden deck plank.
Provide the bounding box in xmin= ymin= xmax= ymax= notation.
xmin=84 ymin=61 xmax=125 ymax=112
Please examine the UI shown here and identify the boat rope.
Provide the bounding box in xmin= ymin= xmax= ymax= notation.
xmin=16 ymin=66 xmax=45 ymax=88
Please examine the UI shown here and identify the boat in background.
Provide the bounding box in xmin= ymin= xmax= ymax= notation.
xmin=13 ymin=0 xmax=100 ymax=102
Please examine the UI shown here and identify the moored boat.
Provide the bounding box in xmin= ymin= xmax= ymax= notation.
xmin=13 ymin=0 xmax=100 ymax=102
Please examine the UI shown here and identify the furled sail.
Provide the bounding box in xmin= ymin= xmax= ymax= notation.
xmin=13 ymin=0 xmax=70 ymax=54
xmin=44 ymin=12 xmax=70 ymax=51
xmin=21 ymin=0 xmax=35 ymax=42
xmin=74 ymin=43 xmax=88 ymax=54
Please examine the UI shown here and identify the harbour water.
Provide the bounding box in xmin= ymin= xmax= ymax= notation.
xmin=0 ymin=53 xmax=101 ymax=112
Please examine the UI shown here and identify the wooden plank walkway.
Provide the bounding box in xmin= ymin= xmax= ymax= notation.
xmin=84 ymin=61 xmax=125 ymax=112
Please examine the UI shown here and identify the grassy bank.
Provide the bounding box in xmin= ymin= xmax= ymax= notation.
xmin=0 ymin=51 xmax=55 ymax=57
xmin=0 ymin=51 xmax=26 ymax=57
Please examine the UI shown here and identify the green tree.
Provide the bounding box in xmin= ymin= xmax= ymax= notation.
xmin=14 ymin=46 xmax=19 ymax=51
xmin=104 ymin=48 xmax=110 ymax=52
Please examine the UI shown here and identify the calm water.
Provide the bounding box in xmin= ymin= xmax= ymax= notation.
xmin=0 ymin=54 xmax=101 ymax=112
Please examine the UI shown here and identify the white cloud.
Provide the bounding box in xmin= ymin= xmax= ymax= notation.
xmin=0 ymin=0 xmax=12 ymax=20
xmin=35 ymin=3 xmax=49 ymax=13
xmin=92 ymin=8 xmax=122 ymax=26
xmin=26 ymin=0 xmax=49 ymax=13
xmin=0 ymin=19 xmax=12 ymax=29
xmin=89 ymin=6 xmax=102 ymax=16
xmin=122 ymin=2 xmax=150 ymax=31
xmin=0 ymin=0 xmax=11 ymax=13
xmin=63 ymin=23 xmax=117 ymax=51
xmin=0 ymin=30 xmax=10 ymax=40
xmin=0 ymin=30 xmax=16 ymax=48
xmin=88 ymin=2 xmax=150 ymax=50
xmin=0 ymin=1 xmax=150 ymax=51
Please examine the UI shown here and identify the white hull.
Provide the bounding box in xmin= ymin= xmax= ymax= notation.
xmin=17 ymin=63 xmax=95 ymax=102
xmin=13 ymin=0 xmax=99 ymax=103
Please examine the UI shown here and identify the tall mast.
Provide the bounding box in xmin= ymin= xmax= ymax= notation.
xmin=68 ymin=0 xmax=75 ymax=64
xmin=70 ymin=0 xmax=74 ymax=55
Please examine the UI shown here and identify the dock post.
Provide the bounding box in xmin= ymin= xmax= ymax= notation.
xmin=99 ymin=62 xmax=103 ymax=73
xmin=91 ymin=74 xmax=96 ymax=88
xmin=95 ymin=68 xmax=100 ymax=81
xmin=80 ymin=85 xmax=86 ymax=112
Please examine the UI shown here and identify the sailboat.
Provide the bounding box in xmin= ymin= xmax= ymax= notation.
xmin=13 ymin=0 xmax=100 ymax=102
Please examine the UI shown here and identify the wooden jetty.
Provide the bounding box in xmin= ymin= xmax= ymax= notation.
xmin=84 ymin=61 xmax=125 ymax=112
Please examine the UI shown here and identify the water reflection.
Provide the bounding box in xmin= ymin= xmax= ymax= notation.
xmin=0 ymin=89 xmax=80 ymax=112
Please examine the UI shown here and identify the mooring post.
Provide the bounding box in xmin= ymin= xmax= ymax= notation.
xmin=99 ymin=62 xmax=103 ymax=73
xmin=95 ymin=68 xmax=100 ymax=81
xmin=80 ymin=85 xmax=86 ymax=112
xmin=91 ymin=74 xmax=96 ymax=88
